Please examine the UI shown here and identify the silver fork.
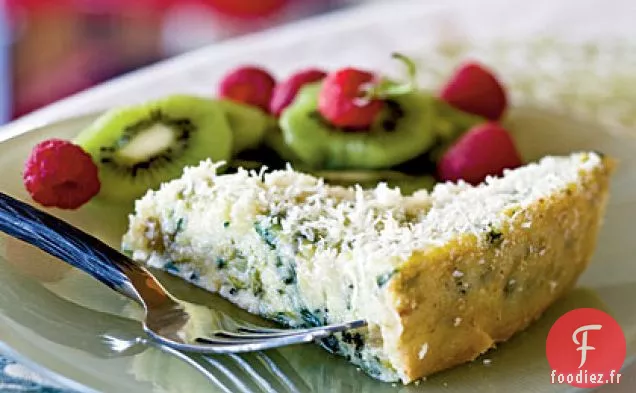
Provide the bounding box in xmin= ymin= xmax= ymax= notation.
xmin=0 ymin=191 xmax=366 ymax=354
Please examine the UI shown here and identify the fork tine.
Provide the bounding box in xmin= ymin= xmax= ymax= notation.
xmin=214 ymin=330 xmax=322 ymax=340
xmin=233 ymin=319 xmax=367 ymax=338
xmin=193 ymin=331 xmax=321 ymax=354
xmin=196 ymin=333 xmax=316 ymax=346
xmin=235 ymin=325 xmax=287 ymax=333
xmin=178 ymin=319 xmax=367 ymax=353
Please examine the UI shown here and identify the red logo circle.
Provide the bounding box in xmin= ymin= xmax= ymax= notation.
xmin=546 ymin=308 xmax=626 ymax=388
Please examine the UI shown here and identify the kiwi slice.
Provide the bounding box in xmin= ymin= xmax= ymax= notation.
xmin=263 ymin=127 xmax=304 ymax=165
xmin=312 ymin=169 xmax=436 ymax=195
xmin=392 ymin=100 xmax=484 ymax=175
xmin=279 ymin=83 xmax=436 ymax=170
xmin=74 ymin=95 xmax=233 ymax=202
xmin=428 ymin=99 xmax=484 ymax=161
xmin=216 ymin=99 xmax=272 ymax=154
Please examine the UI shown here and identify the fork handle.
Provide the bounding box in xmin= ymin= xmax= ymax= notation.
xmin=0 ymin=192 xmax=140 ymax=301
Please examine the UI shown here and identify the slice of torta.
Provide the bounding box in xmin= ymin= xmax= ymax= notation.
xmin=122 ymin=152 xmax=615 ymax=384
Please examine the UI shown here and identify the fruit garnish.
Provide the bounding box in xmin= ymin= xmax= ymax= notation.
xmin=74 ymin=95 xmax=233 ymax=202
xmin=217 ymin=99 xmax=270 ymax=154
xmin=317 ymin=67 xmax=384 ymax=129
xmin=317 ymin=53 xmax=422 ymax=130
xmin=280 ymin=83 xmax=435 ymax=169
xmin=363 ymin=52 xmax=419 ymax=99
xmin=218 ymin=66 xmax=276 ymax=112
xmin=23 ymin=139 xmax=101 ymax=210
xmin=439 ymin=61 xmax=508 ymax=121
xmin=437 ymin=122 xmax=523 ymax=185
xmin=206 ymin=0 xmax=288 ymax=19
xmin=269 ymin=68 xmax=327 ymax=117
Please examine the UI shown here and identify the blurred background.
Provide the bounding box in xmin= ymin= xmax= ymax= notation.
xmin=0 ymin=0 xmax=380 ymax=125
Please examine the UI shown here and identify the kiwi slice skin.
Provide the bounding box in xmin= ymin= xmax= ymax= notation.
xmin=279 ymin=83 xmax=435 ymax=170
xmin=74 ymin=95 xmax=233 ymax=202
xmin=216 ymin=99 xmax=271 ymax=154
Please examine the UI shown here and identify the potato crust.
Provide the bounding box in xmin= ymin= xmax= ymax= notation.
xmin=387 ymin=157 xmax=615 ymax=382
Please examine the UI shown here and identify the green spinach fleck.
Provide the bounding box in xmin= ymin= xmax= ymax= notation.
xmin=254 ymin=221 xmax=280 ymax=250
xmin=251 ymin=269 xmax=264 ymax=297
xmin=228 ymin=275 xmax=247 ymax=290
xmin=300 ymin=308 xmax=322 ymax=327
xmin=175 ymin=218 xmax=185 ymax=234
xmin=272 ymin=311 xmax=296 ymax=327
xmin=233 ymin=254 xmax=248 ymax=272
xmin=215 ymin=257 xmax=227 ymax=269
xmin=342 ymin=332 xmax=365 ymax=352
xmin=164 ymin=261 xmax=180 ymax=274
xmin=320 ymin=334 xmax=341 ymax=354
xmin=485 ymin=224 xmax=503 ymax=246
xmin=376 ymin=269 xmax=399 ymax=288
xmin=282 ymin=264 xmax=297 ymax=285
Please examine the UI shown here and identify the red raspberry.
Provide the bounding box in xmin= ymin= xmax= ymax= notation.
xmin=269 ymin=68 xmax=327 ymax=116
xmin=206 ymin=0 xmax=288 ymax=19
xmin=218 ymin=66 xmax=276 ymax=111
xmin=439 ymin=62 xmax=508 ymax=121
xmin=318 ymin=67 xmax=384 ymax=129
xmin=23 ymin=139 xmax=101 ymax=210
xmin=437 ymin=123 xmax=523 ymax=185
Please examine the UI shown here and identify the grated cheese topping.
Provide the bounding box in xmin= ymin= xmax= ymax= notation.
xmin=145 ymin=152 xmax=602 ymax=276
xmin=418 ymin=343 xmax=429 ymax=360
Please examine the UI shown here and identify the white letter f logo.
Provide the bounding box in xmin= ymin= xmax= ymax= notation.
xmin=572 ymin=324 xmax=602 ymax=368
